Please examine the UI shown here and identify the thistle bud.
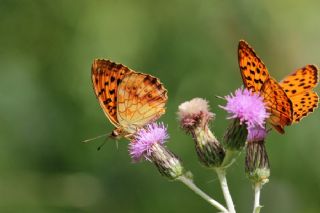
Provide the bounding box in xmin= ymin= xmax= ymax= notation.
xmin=245 ymin=126 xmax=270 ymax=185
xmin=223 ymin=118 xmax=248 ymax=151
xmin=149 ymin=142 xmax=184 ymax=179
xmin=178 ymin=98 xmax=225 ymax=167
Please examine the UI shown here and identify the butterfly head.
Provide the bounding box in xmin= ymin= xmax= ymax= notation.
xmin=109 ymin=128 xmax=135 ymax=141
xmin=110 ymin=128 xmax=123 ymax=140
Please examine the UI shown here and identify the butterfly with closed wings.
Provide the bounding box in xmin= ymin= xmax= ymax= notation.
xmin=91 ymin=59 xmax=168 ymax=140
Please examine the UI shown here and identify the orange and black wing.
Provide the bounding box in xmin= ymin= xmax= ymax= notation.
xmin=261 ymin=78 xmax=293 ymax=134
xmin=279 ymin=65 xmax=319 ymax=122
xmin=238 ymin=40 xmax=270 ymax=92
xmin=91 ymin=59 xmax=132 ymax=127
xmin=117 ymin=73 xmax=168 ymax=133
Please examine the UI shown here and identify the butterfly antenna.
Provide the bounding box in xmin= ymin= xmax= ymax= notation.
xmin=97 ymin=137 xmax=110 ymax=151
xmin=82 ymin=133 xmax=109 ymax=143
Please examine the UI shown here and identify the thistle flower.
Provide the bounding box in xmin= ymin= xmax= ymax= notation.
xmin=221 ymin=88 xmax=269 ymax=129
xmin=220 ymin=88 xmax=269 ymax=151
xmin=129 ymin=123 xmax=169 ymax=161
xmin=178 ymin=98 xmax=225 ymax=167
xmin=129 ymin=123 xmax=184 ymax=180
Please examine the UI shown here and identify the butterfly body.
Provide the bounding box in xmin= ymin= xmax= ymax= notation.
xmin=238 ymin=40 xmax=319 ymax=133
xmin=91 ymin=59 xmax=168 ymax=140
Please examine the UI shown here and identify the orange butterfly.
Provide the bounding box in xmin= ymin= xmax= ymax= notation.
xmin=238 ymin=40 xmax=319 ymax=133
xmin=91 ymin=59 xmax=168 ymax=139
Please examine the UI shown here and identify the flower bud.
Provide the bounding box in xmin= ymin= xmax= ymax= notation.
xmin=223 ymin=118 xmax=248 ymax=151
xmin=149 ymin=142 xmax=184 ymax=179
xmin=245 ymin=140 xmax=270 ymax=185
xmin=178 ymin=98 xmax=225 ymax=167
xmin=245 ymin=126 xmax=269 ymax=185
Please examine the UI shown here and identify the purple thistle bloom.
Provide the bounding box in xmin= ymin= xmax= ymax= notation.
xmin=247 ymin=126 xmax=267 ymax=142
xmin=129 ymin=123 xmax=169 ymax=162
xmin=220 ymin=88 xmax=269 ymax=129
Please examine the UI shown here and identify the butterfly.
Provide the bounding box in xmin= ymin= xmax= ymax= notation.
xmin=91 ymin=59 xmax=168 ymax=139
xmin=238 ymin=40 xmax=319 ymax=134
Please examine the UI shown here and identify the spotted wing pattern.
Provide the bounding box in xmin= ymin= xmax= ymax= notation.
xmin=91 ymin=59 xmax=133 ymax=127
xmin=260 ymin=78 xmax=293 ymax=133
xmin=91 ymin=59 xmax=168 ymax=138
xmin=238 ymin=40 xmax=270 ymax=92
xmin=279 ymin=65 xmax=319 ymax=122
xmin=117 ymin=73 xmax=167 ymax=134
xmin=238 ymin=40 xmax=294 ymax=134
xmin=238 ymin=40 xmax=319 ymax=133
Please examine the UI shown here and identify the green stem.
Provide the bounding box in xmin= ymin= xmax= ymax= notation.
xmin=253 ymin=183 xmax=262 ymax=213
xmin=216 ymin=168 xmax=236 ymax=213
xmin=177 ymin=175 xmax=228 ymax=212
xmin=220 ymin=149 xmax=241 ymax=168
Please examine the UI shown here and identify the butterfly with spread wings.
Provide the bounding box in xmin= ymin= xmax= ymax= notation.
xmin=91 ymin=59 xmax=168 ymax=139
xmin=238 ymin=40 xmax=319 ymax=133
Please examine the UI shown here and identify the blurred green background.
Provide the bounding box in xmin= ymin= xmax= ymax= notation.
xmin=1 ymin=0 xmax=320 ymax=212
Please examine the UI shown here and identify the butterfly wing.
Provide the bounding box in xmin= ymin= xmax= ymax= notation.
xmin=91 ymin=59 xmax=133 ymax=127
xmin=279 ymin=65 xmax=319 ymax=122
xmin=288 ymin=91 xmax=319 ymax=122
xmin=117 ymin=73 xmax=168 ymax=134
xmin=261 ymin=77 xmax=293 ymax=134
xmin=238 ymin=40 xmax=270 ymax=92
